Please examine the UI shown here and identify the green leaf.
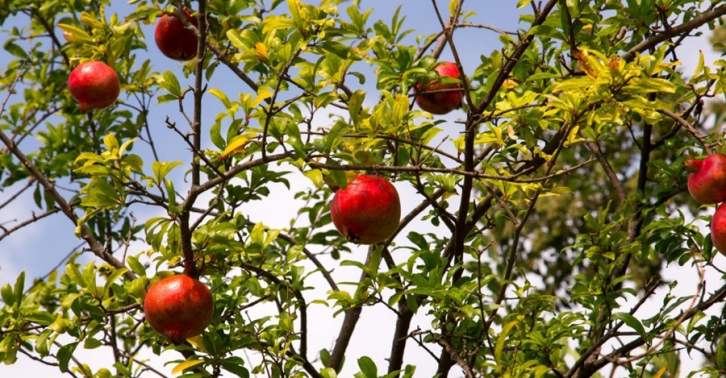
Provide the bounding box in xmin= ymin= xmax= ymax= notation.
xmin=222 ymin=361 xmax=250 ymax=378
xmin=391 ymin=93 xmax=409 ymax=129
xmin=151 ymin=161 xmax=183 ymax=185
xmin=25 ymin=311 xmax=56 ymax=325
xmin=84 ymin=337 xmax=102 ymax=349
xmin=320 ymin=348 xmax=331 ymax=366
xmin=321 ymin=41 xmax=350 ymax=59
xmin=286 ymin=122 xmax=305 ymax=158
xmin=348 ymin=90 xmax=365 ymax=125
xmin=249 ymin=222 xmax=266 ymax=247
xmin=118 ymin=138 xmax=137 ymax=157
xmin=66 ymin=263 xmax=86 ymax=287
xmin=329 ymin=169 xmax=348 ymax=190
xmin=126 ymin=255 xmax=146 ymax=276
xmin=13 ymin=271 xmax=24 ymax=303
xmin=156 ymin=94 xmax=177 ymax=104
xmin=80 ymin=11 xmax=104 ymax=28
xmin=402 ymin=365 xmax=416 ymax=378
xmin=57 ymin=24 xmax=95 ymax=44
xmin=57 ymin=342 xmax=79 ymax=373
xmin=324 ymin=121 xmax=348 ymax=154
xmin=357 ymin=356 xmax=377 ymax=378
xmin=340 ymin=259 xmax=369 ymax=273
xmin=1 ymin=283 xmax=14 ymax=306
xmin=209 ymin=88 xmax=231 ymax=109
xmin=495 ymin=321 xmax=517 ymax=371
xmin=553 ymin=76 xmax=595 ymax=92
xmin=614 ymin=312 xmax=646 ymax=338
xmin=157 ymin=71 xmax=181 ymax=97
xmin=288 ymin=0 xmax=302 ymax=28
xmin=3 ymin=40 xmax=27 ymax=58
xmin=210 ymin=122 xmax=225 ymax=150
xmin=35 ymin=329 xmax=53 ymax=356
xmin=262 ymin=15 xmax=296 ymax=33
xmin=303 ymin=169 xmax=323 ymax=188
xmin=320 ymin=368 xmax=338 ymax=378
xmin=95 ymin=368 xmax=112 ymax=378
xmin=226 ymin=30 xmax=253 ymax=50
xmin=61 ymin=293 xmax=81 ymax=311
xmin=690 ymin=50 xmax=705 ymax=85
xmin=82 ymin=262 xmax=98 ymax=297
xmin=626 ymin=78 xmax=676 ymax=94
xmin=103 ymin=268 xmax=128 ymax=297
xmin=81 ymin=179 xmax=121 ymax=209
xmin=165 ymin=179 xmax=177 ymax=212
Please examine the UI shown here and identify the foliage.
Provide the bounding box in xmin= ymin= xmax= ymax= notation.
xmin=1 ymin=0 xmax=726 ymax=377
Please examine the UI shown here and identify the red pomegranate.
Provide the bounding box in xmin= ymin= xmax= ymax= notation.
xmin=416 ymin=61 xmax=463 ymax=115
xmin=330 ymin=174 xmax=401 ymax=245
xmin=155 ymin=9 xmax=199 ymax=61
xmin=712 ymin=202 xmax=726 ymax=255
xmin=67 ymin=61 xmax=120 ymax=112
xmin=143 ymin=274 xmax=213 ymax=343
xmin=685 ymin=154 xmax=726 ymax=204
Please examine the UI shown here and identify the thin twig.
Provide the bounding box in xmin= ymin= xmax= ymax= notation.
xmin=658 ymin=109 xmax=712 ymax=155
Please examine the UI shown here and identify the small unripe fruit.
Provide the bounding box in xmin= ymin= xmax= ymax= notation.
xmin=330 ymin=175 xmax=401 ymax=245
xmin=67 ymin=61 xmax=120 ymax=112
xmin=143 ymin=274 xmax=213 ymax=344
xmin=155 ymin=9 xmax=199 ymax=61
xmin=685 ymin=154 xmax=726 ymax=204
xmin=415 ymin=61 xmax=463 ymax=115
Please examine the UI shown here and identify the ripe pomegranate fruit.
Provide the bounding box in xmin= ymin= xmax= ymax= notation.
xmin=143 ymin=274 xmax=213 ymax=343
xmin=330 ymin=174 xmax=401 ymax=245
xmin=712 ymin=202 xmax=726 ymax=255
xmin=684 ymin=154 xmax=726 ymax=204
xmin=155 ymin=9 xmax=199 ymax=61
xmin=67 ymin=61 xmax=120 ymax=112
xmin=415 ymin=61 xmax=463 ymax=115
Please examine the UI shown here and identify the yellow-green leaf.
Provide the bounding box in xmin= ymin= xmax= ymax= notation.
xmin=103 ymin=133 xmax=119 ymax=152
xmin=288 ymin=0 xmax=302 ymax=27
xmin=209 ymin=88 xmax=231 ymax=108
xmin=219 ymin=135 xmax=251 ymax=160
xmin=103 ymin=268 xmax=128 ymax=296
xmin=171 ymin=359 xmax=204 ymax=375
xmin=251 ymin=87 xmax=274 ymax=108
xmin=57 ymin=24 xmax=95 ymax=44
xmin=255 ymin=42 xmax=268 ymax=61
xmin=186 ymin=335 xmax=209 ymax=354
xmin=80 ymin=12 xmax=104 ymax=28
xmin=303 ymin=169 xmax=323 ymax=188
xmin=653 ymin=366 xmax=668 ymax=378
xmin=495 ymin=321 xmax=517 ymax=371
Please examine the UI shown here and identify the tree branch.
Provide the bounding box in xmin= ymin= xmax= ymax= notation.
xmin=0 ymin=52 xmax=135 ymax=281
xmin=621 ymin=3 xmax=726 ymax=61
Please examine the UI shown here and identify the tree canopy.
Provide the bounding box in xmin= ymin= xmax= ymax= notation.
xmin=1 ymin=0 xmax=726 ymax=377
